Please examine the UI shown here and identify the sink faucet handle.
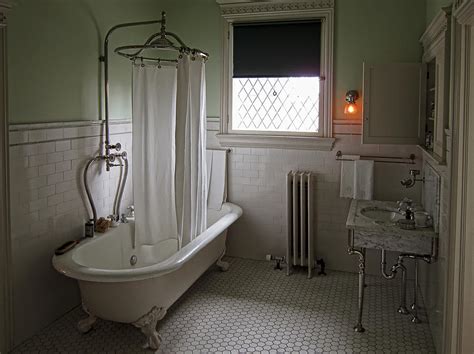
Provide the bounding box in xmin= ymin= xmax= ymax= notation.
xmin=120 ymin=214 xmax=129 ymax=223
xmin=397 ymin=198 xmax=413 ymax=212
xmin=126 ymin=205 xmax=135 ymax=217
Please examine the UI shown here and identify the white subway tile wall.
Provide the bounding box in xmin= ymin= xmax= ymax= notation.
xmin=213 ymin=131 xmax=422 ymax=274
xmin=9 ymin=121 xmax=133 ymax=346
xmin=9 ymin=118 xmax=423 ymax=347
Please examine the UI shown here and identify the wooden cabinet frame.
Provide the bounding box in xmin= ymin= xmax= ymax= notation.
xmin=0 ymin=1 xmax=12 ymax=353
xmin=420 ymin=7 xmax=452 ymax=163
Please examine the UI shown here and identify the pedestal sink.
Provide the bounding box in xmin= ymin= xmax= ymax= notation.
xmin=360 ymin=207 xmax=403 ymax=223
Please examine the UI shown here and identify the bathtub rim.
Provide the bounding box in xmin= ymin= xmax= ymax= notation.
xmin=52 ymin=202 xmax=242 ymax=283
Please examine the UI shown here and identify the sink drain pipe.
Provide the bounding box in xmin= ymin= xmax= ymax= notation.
xmin=381 ymin=246 xmax=436 ymax=323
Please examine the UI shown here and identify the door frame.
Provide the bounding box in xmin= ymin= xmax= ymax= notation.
xmin=445 ymin=0 xmax=474 ymax=353
xmin=0 ymin=1 xmax=12 ymax=353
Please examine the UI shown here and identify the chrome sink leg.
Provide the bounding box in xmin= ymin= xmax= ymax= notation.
xmin=411 ymin=259 xmax=421 ymax=323
xmin=397 ymin=264 xmax=409 ymax=315
xmin=354 ymin=247 xmax=366 ymax=332
xmin=347 ymin=230 xmax=366 ymax=333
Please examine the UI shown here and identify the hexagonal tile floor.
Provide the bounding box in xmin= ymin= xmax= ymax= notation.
xmin=12 ymin=257 xmax=435 ymax=353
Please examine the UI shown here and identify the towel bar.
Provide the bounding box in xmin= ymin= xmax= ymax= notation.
xmin=207 ymin=148 xmax=232 ymax=153
xmin=335 ymin=150 xmax=415 ymax=165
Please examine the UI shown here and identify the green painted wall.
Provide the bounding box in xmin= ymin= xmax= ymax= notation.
xmin=8 ymin=0 xmax=426 ymax=124
xmin=334 ymin=0 xmax=426 ymax=119
xmin=426 ymin=0 xmax=452 ymax=25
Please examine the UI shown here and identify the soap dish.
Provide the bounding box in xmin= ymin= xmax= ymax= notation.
xmin=397 ymin=219 xmax=416 ymax=230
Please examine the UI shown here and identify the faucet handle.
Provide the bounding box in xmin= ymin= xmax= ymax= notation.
xmin=120 ymin=214 xmax=129 ymax=223
xmin=127 ymin=205 xmax=135 ymax=217
xmin=397 ymin=198 xmax=413 ymax=212
xmin=397 ymin=197 xmax=412 ymax=205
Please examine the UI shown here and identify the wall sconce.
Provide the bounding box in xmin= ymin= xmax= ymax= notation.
xmin=344 ymin=90 xmax=359 ymax=115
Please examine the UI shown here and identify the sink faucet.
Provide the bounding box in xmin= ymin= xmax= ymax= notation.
xmin=397 ymin=198 xmax=418 ymax=221
xmin=397 ymin=198 xmax=413 ymax=212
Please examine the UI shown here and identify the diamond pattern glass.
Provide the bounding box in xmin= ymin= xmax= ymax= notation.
xmin=232 ymin=77 xmax=320 ymax=133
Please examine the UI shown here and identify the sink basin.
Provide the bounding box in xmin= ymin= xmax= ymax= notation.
xmin=360 ymin=207 xmax=403 ymax=223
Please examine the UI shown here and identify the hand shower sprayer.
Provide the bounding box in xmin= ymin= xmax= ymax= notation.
xmin=400 ymin=169 xmax=424 ymax=188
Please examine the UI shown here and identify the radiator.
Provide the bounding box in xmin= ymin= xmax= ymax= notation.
xmin=286 ymin=171 xmax=314 ymax=278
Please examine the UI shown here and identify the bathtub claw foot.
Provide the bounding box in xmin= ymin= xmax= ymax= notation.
xmin=77 ymin=305 xmax=97 ymax=333
xmin=132 ymin=306 xmax=167 ymax=350
xmin=216 ymin=250 xmax=229 ymax=272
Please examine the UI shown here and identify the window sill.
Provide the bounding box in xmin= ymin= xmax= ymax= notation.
xmin=216 ymin=133 xmax=335 ymax=151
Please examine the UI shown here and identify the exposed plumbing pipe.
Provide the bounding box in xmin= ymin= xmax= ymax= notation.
xmin=380 ymin=249 xmax=409 ymax=314
xmin=101 ymin=18 xmax=164 ymax=171
xmin=114 ymin=153 xmax=129 ymax=219
xmin=83 ymin=156 xmax=103 ymax=224
xmin=381 ymin=247 xmax=435 ymax=322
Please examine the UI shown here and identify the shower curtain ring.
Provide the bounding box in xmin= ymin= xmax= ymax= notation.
xmin=140 ymin=57 xmax=145 ymax=67
xmin=157 ymin=59 xmax=161 ymax=69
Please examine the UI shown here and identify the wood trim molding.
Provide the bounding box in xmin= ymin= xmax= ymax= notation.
xmin=0 ymin=2 xmax=12 ymax=352
xmin=216 ymin=133 xmax=335 ymax=150
xmin=454 ymin=0 xmax=474 ymax=25
xmin=445 ymin=3 xmax=474 ymax=352
xmin=9 ymin=118 xmax=132 ymax=132
xmin=217 ymin=0 xmax=334 ymax=18
xmin=421 ymin=7 xmax=452 ymax=61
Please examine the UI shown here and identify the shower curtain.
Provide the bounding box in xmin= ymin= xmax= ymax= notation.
xmin=175 ymin=55 xmax=208 ymax=247
xmin=132 ymin=56 xmax=207 ymax=247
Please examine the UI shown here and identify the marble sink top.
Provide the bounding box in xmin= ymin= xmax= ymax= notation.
xmin=346 ymin=199 xmax=437 ymax=254
xmin=360 ymin=207 xmax=404 ymax=224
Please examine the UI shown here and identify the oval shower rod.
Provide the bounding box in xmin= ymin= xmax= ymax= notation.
xmin=99 ymin=11 xmax=209 ymax=170
xmin=82 ymin=11 xmax=210 ymax=223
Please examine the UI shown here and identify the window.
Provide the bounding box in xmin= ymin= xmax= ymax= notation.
xmin=232 ymin=76 xmax=320 ymax=133
xmin=217 ymin=0 xmax=335 ymax=150
xmin=232 ymin=21 xmax=321 ymax=135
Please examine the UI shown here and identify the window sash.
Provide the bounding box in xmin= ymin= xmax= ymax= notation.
xmin=217 ymin=1 xmax=335 ymax=147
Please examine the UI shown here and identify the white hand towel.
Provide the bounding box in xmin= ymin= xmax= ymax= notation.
xmin=354 ymin=160 xmax=374 ymax=200
xmin=340 ymin=160 xmax=355 ymax=198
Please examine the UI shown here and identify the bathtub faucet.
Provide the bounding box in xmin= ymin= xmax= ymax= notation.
xmin=83 ymin=151 xmax=129 ymax=225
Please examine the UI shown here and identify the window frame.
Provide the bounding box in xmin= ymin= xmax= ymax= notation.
xmin=216 ymin=0 xmax=335 ymax=150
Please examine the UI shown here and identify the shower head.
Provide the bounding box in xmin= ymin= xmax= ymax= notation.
xmin=149 ymin=36 xmax=175 ymax=48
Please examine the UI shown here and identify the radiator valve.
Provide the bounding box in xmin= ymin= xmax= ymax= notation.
xmin=266 ymin=254 xmax=286 ymax=270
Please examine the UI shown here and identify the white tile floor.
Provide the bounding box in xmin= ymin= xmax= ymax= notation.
xmin=12 ymin=257 xmax=435 ymax=353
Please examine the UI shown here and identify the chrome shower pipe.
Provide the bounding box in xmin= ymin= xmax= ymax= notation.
xmin=113 ymin=153 xmax=129 ymax=219
xmin=101 ymin=18 xmax=164 ymax=169
xmin=83 ymin=156 xmax=105 ymax=223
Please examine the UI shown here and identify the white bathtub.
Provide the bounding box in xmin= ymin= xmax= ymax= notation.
xmin=52 ymin=202 xmax=242 ymax=350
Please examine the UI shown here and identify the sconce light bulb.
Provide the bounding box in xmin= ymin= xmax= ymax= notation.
xmin=344 ymin=103 xmax=357 ymax=114
xmin=344 ymin=90 xmax=359 ymax=115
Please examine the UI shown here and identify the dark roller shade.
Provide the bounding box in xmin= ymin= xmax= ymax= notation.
xmin=233 ymin=21 xmax=321 ymax=78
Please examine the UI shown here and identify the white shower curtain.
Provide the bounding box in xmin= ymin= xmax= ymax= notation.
xmin=175 ymin=56 xmax=207 ymax=247
xmin=132 ymin=64 xmax=178 ymax=245
xmin=132 ymin=56 xmax=207 ymax=247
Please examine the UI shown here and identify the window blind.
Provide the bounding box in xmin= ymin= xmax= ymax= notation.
xmin=233 ymin=21 xmax=321 ymax=78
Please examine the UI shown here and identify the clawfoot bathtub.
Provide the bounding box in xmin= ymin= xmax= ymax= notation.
xmin=53 ymin=202 xmax=242 ymax=350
